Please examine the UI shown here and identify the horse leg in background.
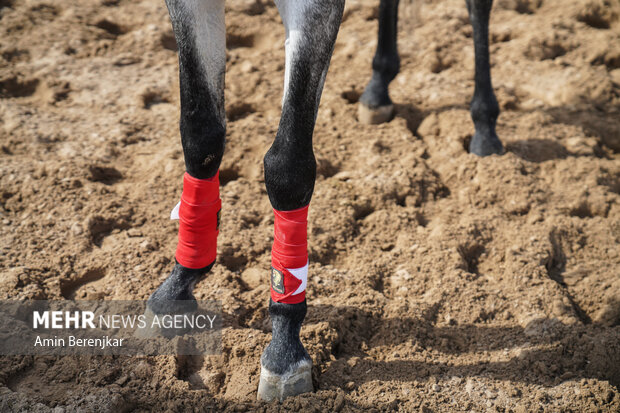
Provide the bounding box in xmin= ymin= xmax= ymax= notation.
xmin=358 ymin=0 xmax=400 ymax=124
xmin=258 ymin=0 xmax=345 ymax=401
xmin=147 ymin=0 xmax=226 ymax=315
xmin=466 ymin=0 xmax=503 ymax=156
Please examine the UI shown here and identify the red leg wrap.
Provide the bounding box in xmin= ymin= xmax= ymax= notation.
xmin=175 ymin=171 xmax=221 ymax=269
xmin=271 ymin=205 xmax=309 ymax=304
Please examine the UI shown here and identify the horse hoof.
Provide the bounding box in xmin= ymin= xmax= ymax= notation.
xmin=257 ymin=359 xmax=313 ymax=401
xmin=469 ymin=131 xmax=504 ymax=157
xmin=357 ymin=102 xmax=394 ymax=125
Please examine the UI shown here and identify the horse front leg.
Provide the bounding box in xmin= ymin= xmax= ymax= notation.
xmin=466 ymin=0 xmax=503 ymax=156
xmin=147 ymin=0 xmax=226 ymax=315
xmin=358 ymin=0 xmax=400 ymax=124
xmin=257 ymin=0 xmax=345 ymax=401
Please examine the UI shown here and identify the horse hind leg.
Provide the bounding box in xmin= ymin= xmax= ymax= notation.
xmin=258 ymin=0 xmax=345 ymax=401
xmin=358 ymin=0 xmax=400 ymax=124
xmin=466 ymin=0 xmax=503 ymax=156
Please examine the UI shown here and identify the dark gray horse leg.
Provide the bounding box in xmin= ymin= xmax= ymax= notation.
xmin=466 ymin=0 xmax=503 ymax=156
xmin=258 ymin=0 xmax=345 ymax=401
xmin=147 ymin=0 xmax=226 ymax=315
xmin=359 ymin=0 xmax=400 ymax=124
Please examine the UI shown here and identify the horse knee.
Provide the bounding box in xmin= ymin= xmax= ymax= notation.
xmin=181 ymin=121 xmax=225 ymax=179
xmin=263 ymin=145 xmax=316 ymax=211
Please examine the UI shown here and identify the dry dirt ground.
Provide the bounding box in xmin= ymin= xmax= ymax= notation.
xmin=1 ymin=0 xmax=620 ymax=411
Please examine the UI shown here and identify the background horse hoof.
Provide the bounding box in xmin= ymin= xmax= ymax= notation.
xmin=469 ymin=131 xmax=504 ymax=157
xmin=357 ymin=102 xmax=394 ymax=125
xmin=257 ymin=359 xmax=313 ymax=401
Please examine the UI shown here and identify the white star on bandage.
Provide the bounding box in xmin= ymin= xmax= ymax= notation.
xmin=287 ymin=261 xmax=308 ymax=296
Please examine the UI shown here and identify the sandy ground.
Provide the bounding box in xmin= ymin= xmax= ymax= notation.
xmin=1 ymin=0 xmax=620 ymax=411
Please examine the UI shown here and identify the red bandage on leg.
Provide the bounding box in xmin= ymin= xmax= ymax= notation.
xmin=270 ymin=205 xmax=309 ymax=304
xmin=175 ymin=171 xmax=221 ymax=269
